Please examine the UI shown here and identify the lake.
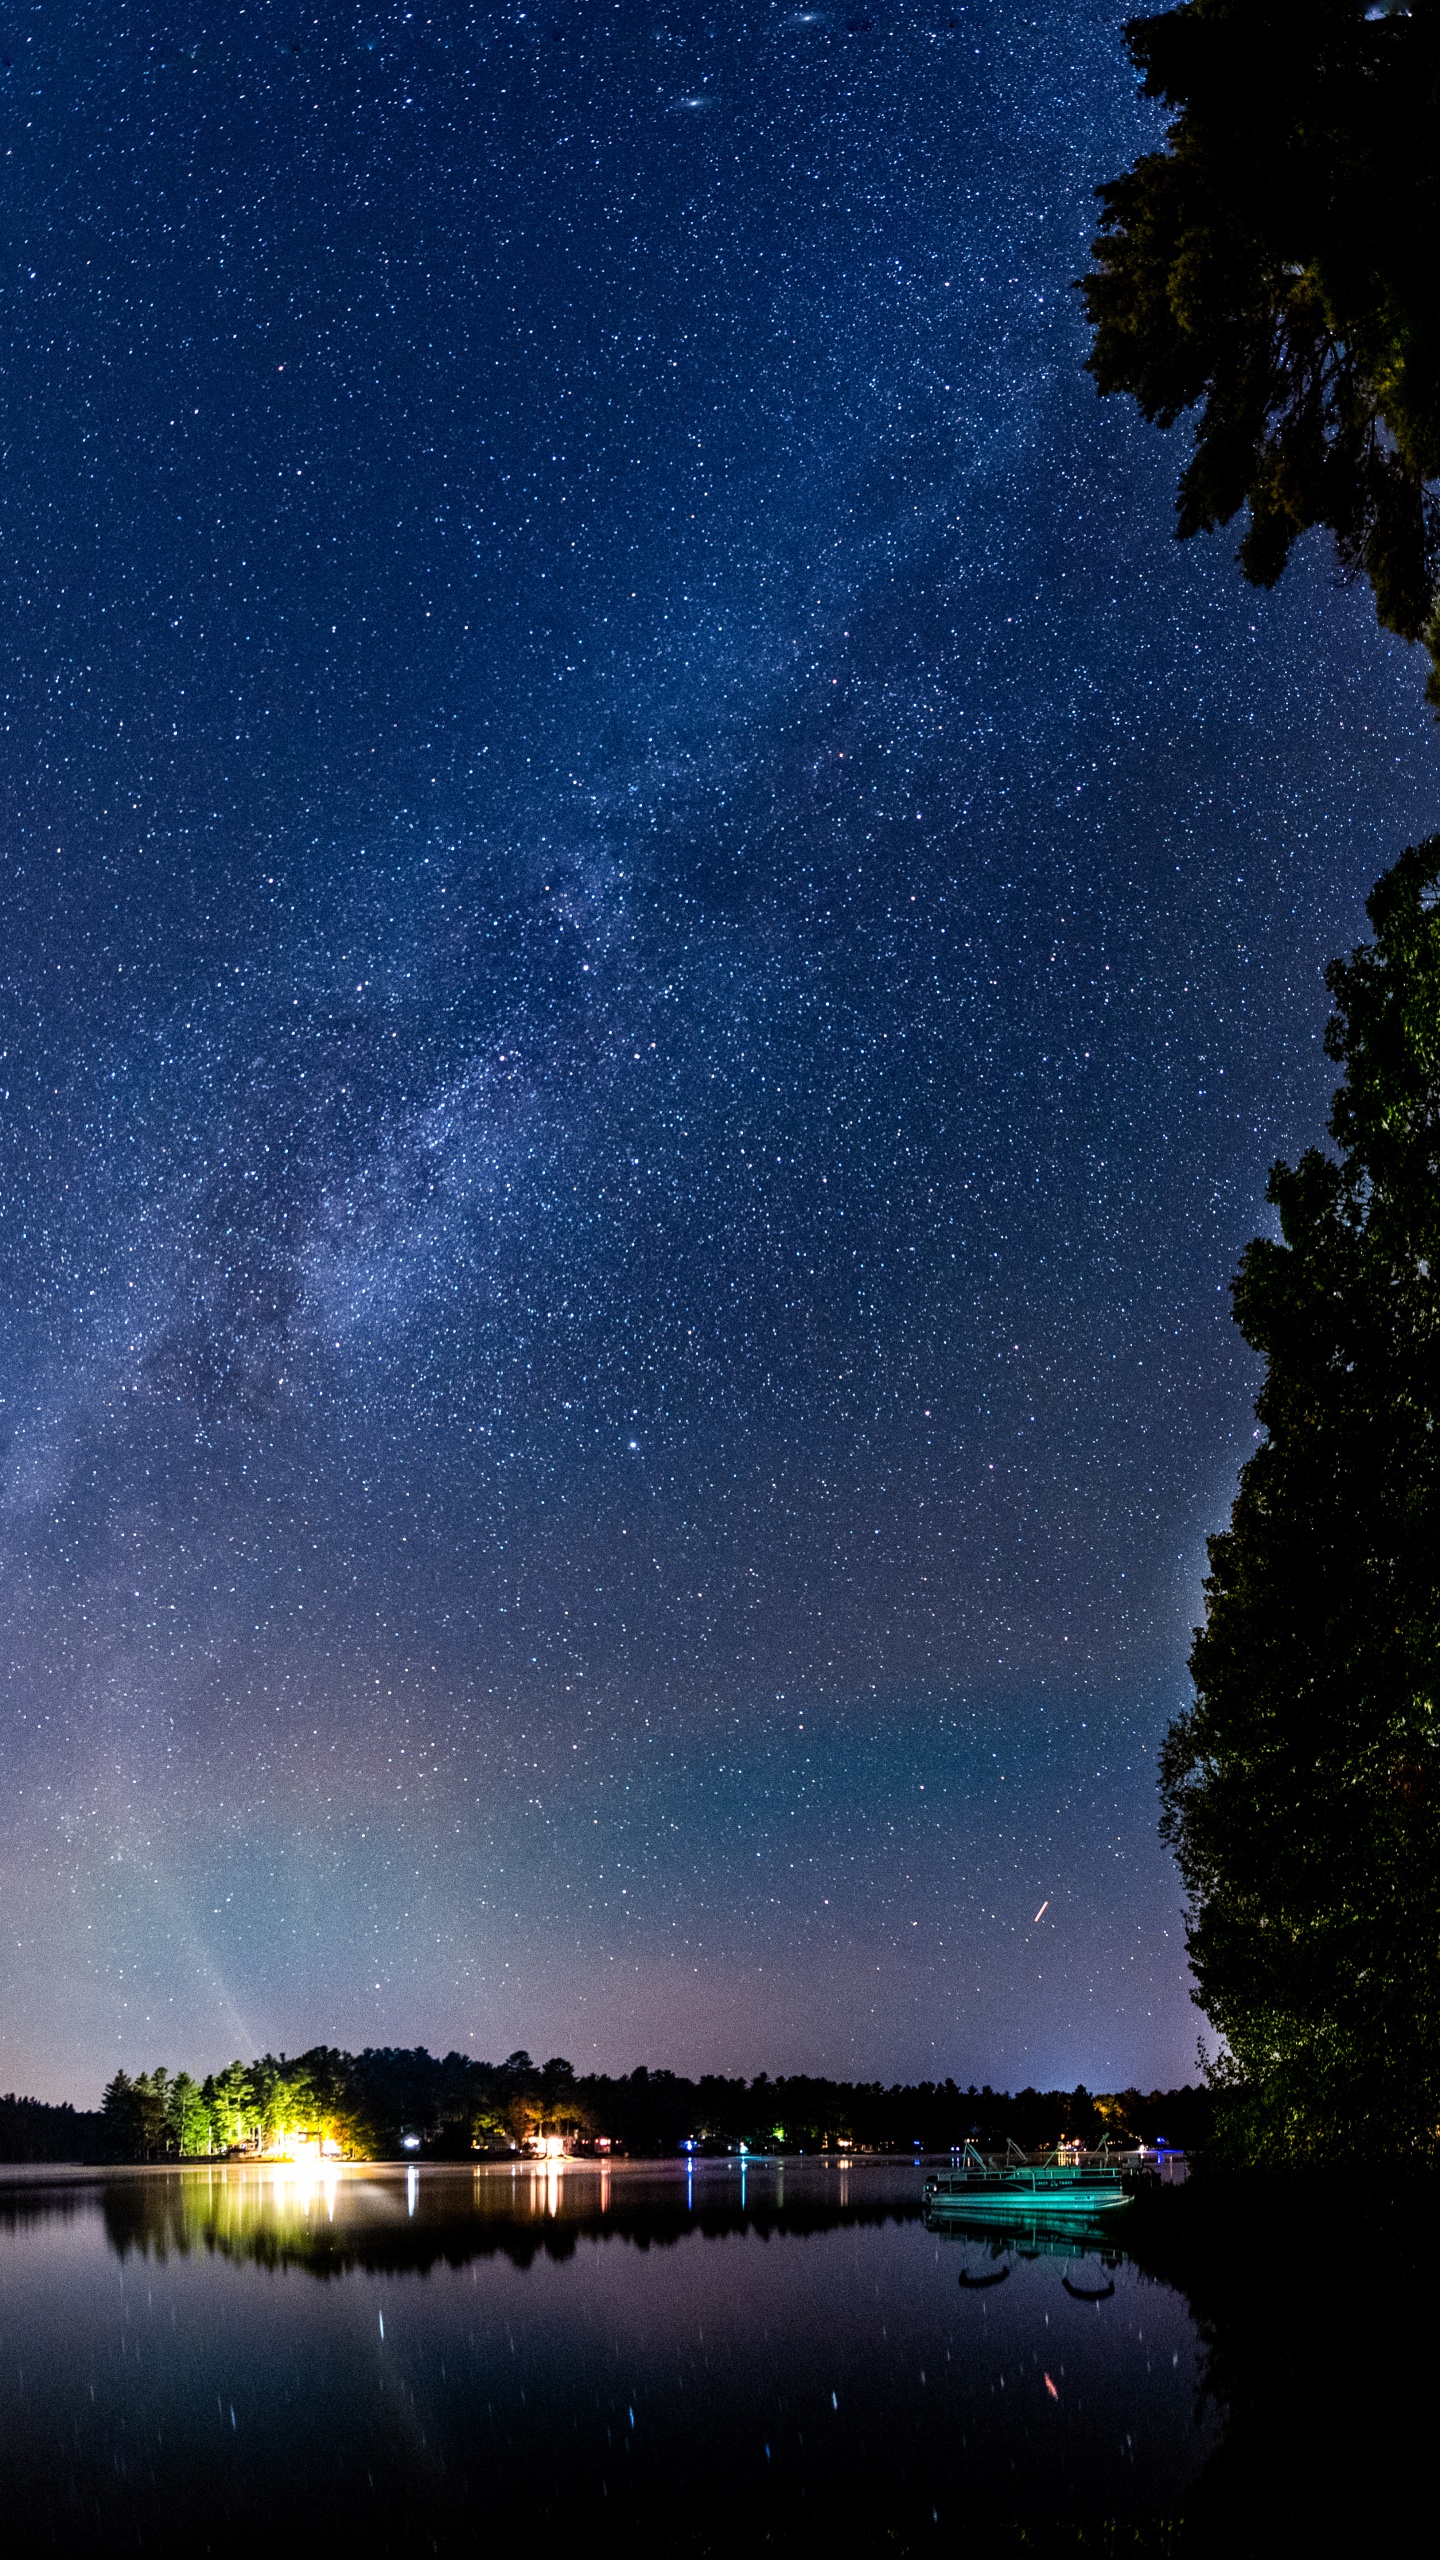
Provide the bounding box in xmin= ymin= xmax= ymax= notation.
xmin=0 ymin=2155 xmax=1228 ymax=2553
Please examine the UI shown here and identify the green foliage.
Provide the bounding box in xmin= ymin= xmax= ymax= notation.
xmin=1082 ymin=2 xmax=1440 ymax=693
xmin=101 ymin=2067 xmax=187 ymax=2159
xmin=165 ymin=2072 xmax=211 ymax=2157
xmin=1163 ymin=840 xmax=1440 ymax=2157
xmin=70 ymin=2053 xmax=1212 ymax=2163
xmin=205 ymin=2061 xmax=254 ymax=2151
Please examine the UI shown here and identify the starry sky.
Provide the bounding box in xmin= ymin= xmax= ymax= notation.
xmin=3 ymin=1 xmax=1436 ymax=2108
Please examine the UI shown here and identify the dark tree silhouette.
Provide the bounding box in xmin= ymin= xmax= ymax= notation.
xmin=1083 ymin=3 xmax=1440 ymax=692
xmin=1163 ymin=841 xmax=1440 ymax=2156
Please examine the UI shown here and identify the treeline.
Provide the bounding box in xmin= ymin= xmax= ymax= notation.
xmin=0 ymin=2091 xmax=110 ymax=2164
xmin=2 ymin=2051 xmax=1213 ymax=2163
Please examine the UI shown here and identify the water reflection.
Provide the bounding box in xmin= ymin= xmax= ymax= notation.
xmin=22 ymin=2156 xmax=927 ymax=2276
xmin=931 ymin=2214 xmax=1125 ymax=2302
xmin=0 ymin=2160 xmax=1214 ymax=2554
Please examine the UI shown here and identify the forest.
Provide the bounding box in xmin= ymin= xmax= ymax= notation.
xmin=0 ymin=2052 xmax=1212 ymax=2164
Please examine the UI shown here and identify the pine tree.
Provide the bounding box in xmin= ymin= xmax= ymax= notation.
xmin=1163 ymin=840 xmax=1440 ymax=2156
xmin=207 ymin=2060 xmax=254 ymax=2151
xmin=133 ymin=2069 xmax=171 ymax=2158
xmin=165 ymin=2072 xmax=211 ymax=2157
xmin=101 ymin=2069 xmax=143 ymax=2161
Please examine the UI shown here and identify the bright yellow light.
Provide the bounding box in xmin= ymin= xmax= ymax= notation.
xmin=264 ymin=2133 xmax=342 ymax=2169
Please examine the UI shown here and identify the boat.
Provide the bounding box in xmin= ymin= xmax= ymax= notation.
xmin=922 ymin=2140 xmax=1132 ymax=2220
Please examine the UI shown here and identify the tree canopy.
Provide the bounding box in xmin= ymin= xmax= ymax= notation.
xmin=1162 ymin=840 xmax=1440 ymax=2157
xmin=53 ymin=2048 xmax=1213 ymax=2163
xmin=1083 ymin=2 xmax=1440 ymax=692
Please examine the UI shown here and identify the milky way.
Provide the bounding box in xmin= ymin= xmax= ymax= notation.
xmin=3 ymin=3 xmax=1436 ymax=2103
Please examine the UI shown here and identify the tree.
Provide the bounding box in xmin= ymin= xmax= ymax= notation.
xmin=102 ymin=2070 xmax=144 ymax=2161
xmin=1082 ymin=3 xmax=1440 ymax=695
xmin=247 ymin=2054 xmax=322 ymax=2152
xmin=495 ymin=2050 xmax=539 ymax=2149
xmin=133 ymin=2069 xmax=171 ymax=2159
xmin=535 ymin=2056 xmax=590 ymax=2146
xmin=294 ymin=2046 xmax=354 ymax=2154
xmin=206 ymin=2061 xmax=254 ymax=2152
xmin=165 ymin=2072 xmax=211 ymax=2157
xmin=1162 ymin=839 xmax=1440 ymax=2157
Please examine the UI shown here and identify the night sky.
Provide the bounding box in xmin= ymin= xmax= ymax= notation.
xmin=3 ymin=2 xmax=1436 ymax=2108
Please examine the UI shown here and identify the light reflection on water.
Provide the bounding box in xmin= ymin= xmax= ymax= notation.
xmin=0 ymin=2158 xmax=1215 ymax=2553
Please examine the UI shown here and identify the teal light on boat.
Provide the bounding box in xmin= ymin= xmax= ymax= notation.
xmin=922 ymin=2142 xmax=1135 ymax=2219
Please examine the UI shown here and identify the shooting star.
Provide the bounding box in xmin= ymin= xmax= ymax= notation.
xmin=1033 ymin=1899 xmax=1049 ymax=1923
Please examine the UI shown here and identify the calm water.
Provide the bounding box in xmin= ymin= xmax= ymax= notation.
xmin=0 ymin=2158 xmax=1215 ymax=2553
